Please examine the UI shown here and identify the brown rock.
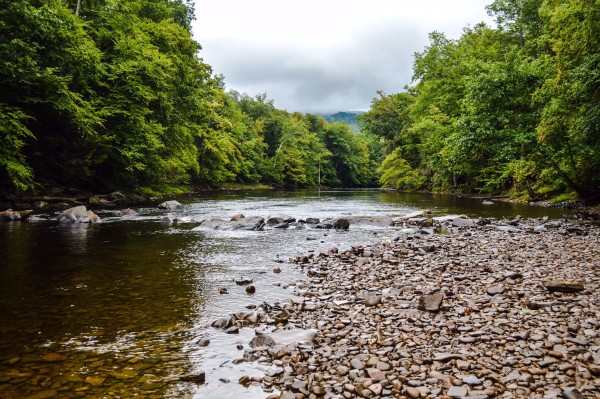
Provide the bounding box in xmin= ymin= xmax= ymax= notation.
xmin=417 ymin=293 xmax=444 ymax=312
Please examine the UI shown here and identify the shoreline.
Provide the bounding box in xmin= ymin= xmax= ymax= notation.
xmin=2 ymin=186 xmax=598 ymax=216
xmin=219 ymin=216 xmax=599 ymax=399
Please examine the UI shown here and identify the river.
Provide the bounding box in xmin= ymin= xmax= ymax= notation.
xmin=0 ymin=190 xmax=570 ymax=398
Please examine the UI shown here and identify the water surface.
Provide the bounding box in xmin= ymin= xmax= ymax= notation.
xmin=0 ymin=190 xmax=569 ymax=398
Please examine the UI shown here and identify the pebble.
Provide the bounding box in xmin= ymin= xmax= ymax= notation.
xmin=226 ymin=218 xmax=600 ymax=399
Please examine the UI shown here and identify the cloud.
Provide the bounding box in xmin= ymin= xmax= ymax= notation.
xmin=193 ymin=1 xmax=494 ymax=113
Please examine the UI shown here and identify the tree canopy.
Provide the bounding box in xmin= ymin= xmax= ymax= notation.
xmin=0 ymin=0 xmax=377 ymax=194
xmin=359 ymin=0 xmax=599 ymax=201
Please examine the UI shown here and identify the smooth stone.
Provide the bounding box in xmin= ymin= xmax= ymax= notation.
xmin=365 ymin=295 xmax=382 ymax=307
xmin=486 ymin=285 xmax=504 ymax=296
xmin=447 ymin=385 xmax=468 ymax=397
xmin=405 ymin=386 xmax=421 ymax=398
xmin=350 ymin=358 xmax=365 ymax=370
xmin=562 ymin=389 xmax=584 ymax=399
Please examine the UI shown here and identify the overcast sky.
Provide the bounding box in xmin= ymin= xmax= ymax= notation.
xmin=192 ymin=1 xmax=495 ymax=113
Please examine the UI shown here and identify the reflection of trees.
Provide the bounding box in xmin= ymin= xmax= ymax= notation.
xmin=0 ymin=221 xmax=204 ymax=351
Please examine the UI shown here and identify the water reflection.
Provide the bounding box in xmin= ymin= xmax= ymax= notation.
xmin=0 ymin=221 xmax=203 ymax=398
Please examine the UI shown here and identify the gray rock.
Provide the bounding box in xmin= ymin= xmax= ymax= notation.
xmin=365 ymin=295 xmax=382 ymax=307
xmin=350 ymin=358 xmax=365 ymax=370
xmin=462 ymin=375 xmax=480 ymax=385
xmin=57 ymin=205 xmax=90 ymax=223
xmin=447 ymin=386 xmax=468 ymax=397
xmin=417 ymin=293 xmax=444 ymax=312
xmin=249 ymin=334 xmax=277 ymax=349
xmin=486 ymin=285 xmax=505 ymax=296
xmin=452 ymin=218 xmax=475 ymax=227
xmin=433 ymin=214 xmax=467 ymax=223
xmin=158 ymin=200 xmax=184 ymax=211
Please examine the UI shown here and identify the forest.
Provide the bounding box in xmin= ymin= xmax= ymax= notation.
xmin=1 ymin=0 xmax=598 ymax=201
xmin=360 ymin=0 xmax=599 ymax=202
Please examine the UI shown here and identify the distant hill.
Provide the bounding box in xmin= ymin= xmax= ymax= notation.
xmin=321 ymin=111 xmax=364 ymax=133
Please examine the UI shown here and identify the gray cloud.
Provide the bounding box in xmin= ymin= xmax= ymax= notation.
xmin=199 ymin=19 xmax=428 ymax=113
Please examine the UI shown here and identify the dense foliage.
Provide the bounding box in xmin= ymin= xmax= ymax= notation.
xmin=359 ymin=0 xmax=599 ymax=201
xmin=0 ymin=0 xmax=377 ymax=193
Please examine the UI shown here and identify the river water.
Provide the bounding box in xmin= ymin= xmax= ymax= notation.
xmin=0 ymin=190 xmax=570 ymax=398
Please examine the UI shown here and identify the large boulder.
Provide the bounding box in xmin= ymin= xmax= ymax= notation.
xmin=1 ymin=209 xmax=33 ymax=221
xmin=333 ymin=218 xmax=350 ymax=230
xmin=57 ymin=206 xmax=100 ymax=223
xmin=158 ymin=200 xmax=184 ymax=211
xmin=233 ymin=216 xmax=265 ymax=231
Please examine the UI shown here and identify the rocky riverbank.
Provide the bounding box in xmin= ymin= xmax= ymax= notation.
xmin=216 ymin=216 xmax=599 ymax=399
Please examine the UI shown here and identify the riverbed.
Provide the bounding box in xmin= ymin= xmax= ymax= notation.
xmin=0 ymin=190 xmax=573 ymax=398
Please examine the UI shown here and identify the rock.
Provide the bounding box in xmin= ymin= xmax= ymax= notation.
xmin=225 ymin=326 xmax=239 ymax=334
xmin=462 ymin=375 xmax=480 ymax=385
xmin=233 ymin=216 xmax=265 ymax=231
xmin=121 ymin=208 xmax=138 ymax=217
xmin=543 ymin=281 xmax=585 ymax=293
xmin=366 ymin=368 xmax=386 ymax=381
xmin=417 ymin=293 xmax=444 ymax=312
xmin=267 ymin=216 xmax=288 ymax=225
xmin=249 ymin=334 xmax=277 ymax=349
xmin=447 ymin=386 xmax=468 ymax=397
xmin=86 ymin=210 xmax=100 ymax=223
xmin=57 ymin=206 xmax=99 ymax=223
xmin=333 ymin=218 xmax=350 ymax=230
xmin=0 ymin=209 xmax=33 ymax=221
xmin=268 ymin=329 xmax=317 ymax=346
xmin=273 ymin=267 xmax=282 ymax=273
xmin=180 ymin=372 xmax=205 ymax=383
xmin=230 ymin=213 xmax=245 ymax=221
xmin=211 ymin=318 xmax=231 ymax=329
xmin=486 ymin=285 xmax=504 ymax=296
xmin=197 ymin=339 xmax=210 ymax=347
xmin=350 ymin=358 xmax=365 ymax=370
xmin=238 ymin=375 xmax=251 ymax=387
xmin=305 ymin=217 xmax=320 ymax=224
xmin=85 ymin=376 xmax=105 ymax=386
xmin=235 ymin=278 xmax=253 ymax=285
xmin=365 ymin=295 xmax=382 ymax=307
xmin=562 ymin=389 xmax=584 ymax=399
xmin=433 ymin=214 xmax=467 ymax=223
xmin=405 ymin=386 xmax=421 ymax=398
xmin=452 ymin=217 xmax=475 ymax=227
xmin=434 ymin=353 xmax=464 ymax=362
xmin=482 ymin=200 xmax=494 ymax=205
xmin=89 ymin=197 xmax=111 ymax=205
xmin=218 ymin=288 xmax=228 ymax=294
xmin=158 ymin=200 xmax=184 ymax=211
xmin=396 ymin=210 xmax=430 ymax=220
xmin=245 ymin=285 xmax=256 ymax=294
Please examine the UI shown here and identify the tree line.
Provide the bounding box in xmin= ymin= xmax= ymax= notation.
xmin=359 ymin=0 xmax=599 ymax=201
xmin=1 ymin=0 xmax=598 ymax=202
xmin=0 ymin=0 xmax=377 ymax=194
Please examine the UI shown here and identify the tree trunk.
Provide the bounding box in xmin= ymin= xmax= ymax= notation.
xmin=549 ymin=159 xmax=586 ymax=198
